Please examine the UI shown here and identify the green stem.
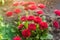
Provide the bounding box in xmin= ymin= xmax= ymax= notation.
xmin=39 ymin=33 xmax=40 ymax=40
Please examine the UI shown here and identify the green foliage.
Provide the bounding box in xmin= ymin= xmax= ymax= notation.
xmin=24 ymin=21 xmax=28 ymax=28
xmin=40 ymin=33 xmax=53 ymax=40
xmin=0 ymin=23 xmax=18 ymax=40
xmin=0 ymin=0 xmax=5 ymax=5
xmin=0 ymin=16 xmax=18 ymax=40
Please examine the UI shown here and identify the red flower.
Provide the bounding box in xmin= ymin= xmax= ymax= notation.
xmin=14 ymin=9 xmax=21 ymax=14
xmin=13 ymin=36 xmax=22 ymax=40
xmin=54 ymin=9 xmax=60 ymax=16
xmin=28 ymin=23 xmax=36 ymax=31
xmin=6 ymin=11 xmax=13 ymax=17
xmin=20 ymin=16 xmax=27 ymax=21
xmin=36 ymin=10 xmax=44 ymax=15
xmin=22 ymin=29 xmax=31 ymax=38
xmin=28 ymin=2 xmax=35 ymax=5
xmin=54 ymin=9 xmax=58 ymax=13
xmin=38 ymin=4 xmax=45 ymax=9
xmin=18 ymin=24 xmax=24 ymax=30
xmin=20 ymin=2 xmax=35 ymax=6
xmin=53 ymin=20 xmax=59 ymax=29
xmin=28 ymin=4 xmax=37 ymax=10
xmin=34 ymin=16 xmax=42 ymax=23
xmin=27 ymin=16 xmax=34 ymax=21
xmin=13 ymin=2 xmax=20 ymax=6
xmin=39 ymin=22 xmax=48 ymax=30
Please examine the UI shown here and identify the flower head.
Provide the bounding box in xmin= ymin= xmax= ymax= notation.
xmin=54 ymin=9 xmax=60 ymax=16
xmin=6 ymin=11 xmax=13 ymax=17
xmin=27 ymin=16 xmax=34 ymax=21
xmin=14 ymin=9 xmax=21 ymax=14
xmin=38 ymin=4 xmax=45 ymax=9
xmin=18 ymin=24 xmax=24 ymax=30
xmin=13 ymin=36 xmax=22 ymax=40
xmin=27 ymin=2 xmax=35 ymax=5
xmin=28 ymin=23 xmax=36 ymax=31
xmin=28 ymin=4 xmax=37 ymax=10
xmin=53 ymin=20 xmax=59 ymax=29
xmin=39 ymin=22 xmax=48 ymax=30
xmin=36 ymin=10 xmax=44 ymax=15
xmin=20 ymin=1 xmax=35 ymax=6
xmin=20 ymin=16 xmax=27 ymax=21
xmin=22 ymin=29 xmax=31 ymax=38
xmin=34 ymin=16 xmax=42 ymax=23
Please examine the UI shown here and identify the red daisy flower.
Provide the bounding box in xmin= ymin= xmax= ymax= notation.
xmin=13 ymin=36 xmax=22 ymax=40
xmin=36 ymin=10 xmax=44 ymax=15
xmin=18 ymin=24 xmax=24 ymax=30
xmin=14 ymin=9 xmax=21 ymax=14
xmin=20 ymin=16 xmax=27 ymax=21
xmin=27 ymin=16 xmax=34 ymax=21
xmin=6 ymin=11 xmax=13 ymax=17
xmin=53 ymin=20 xmax=59 ymax=29
xmin=39 ymin=21 xmax=48 ymax=30
xmin=28 ymin=23 xmax=36 ymax=31
xmin=54 ymin=9 xmax=60 ymax=16
xmin=34 ymin=16 xmax=42 ymax=23
xmin=38 ymin=4 xmax=45 ymax=9
xmin=20 ymin=1 xmax=35 ymax=6
xmin=28 ymin=4 xmax=37 ymax=10
xmin=27 ymin=2 xmax=35 ymax=5
xmin=22 ymin=29 xmax=31 ymax=38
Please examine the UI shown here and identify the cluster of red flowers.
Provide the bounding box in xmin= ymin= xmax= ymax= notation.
xmin=17 ymin=16 xmax=48 ymax=38
xmin=5 ymin=1 xmax=59 ymax=40
xmin=6 ymin=1 xmax=45 ymax=17
xmin=13 ymin=15 xmax=48 ymax=40
xmin=7 ymin=1 xmax=48 ymax=40
xmin=6 ymin=8 xmax=21 ymax=17
xmin=6 ymin=2 xmax=60 ymax=40
xmin=20 ymin=16 xmax=42 ymax=23
xmin=53 ymin=9 xmax=60 ymax=29
xmin=19 ymin=1 xmax=45 ymax=10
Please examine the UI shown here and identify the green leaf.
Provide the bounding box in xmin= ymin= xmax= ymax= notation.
xmin=0 ymin=16 xmax=3 ymax=22
xmin=48 ymin=27 xmax=52 ymax=31
xmin=17 ymin=21 xmax=20 ymax=25
xmin=36 ymin=35 xmax=39 ymax=40
xmin=24 ymin=21 xmax=28 ymax=28
xmin=40 ymin=33 xmax=53 ymax=40
xmin=42 ymin=16 xmax=46 ymax=22
xmin=26 ymin=38 xmax=32 ymax=40
xmin=1 ymin=0 xmax=5 ymax=5
xmin=0 ymin=22 xmax=17 ymax=40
